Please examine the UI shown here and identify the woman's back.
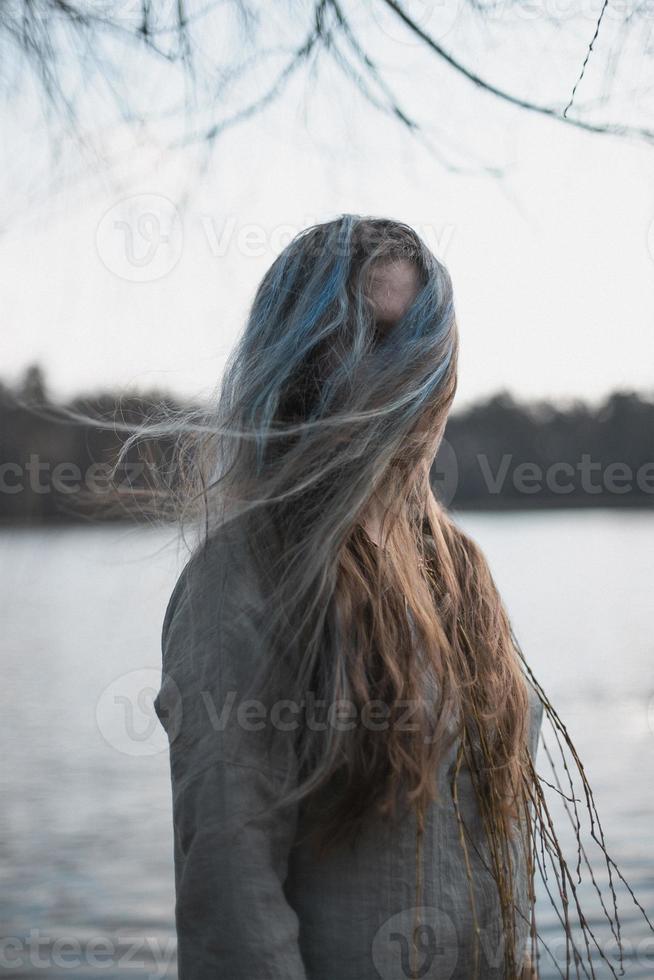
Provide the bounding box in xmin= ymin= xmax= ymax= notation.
xmin=288 ymin=697 xmax=542 ymax=980
xmin=150 ymin=216 xmax=550 ymax=979
xmin=155 ymin=524 xmax=542 ymax=980
xmin=141 ymin=214 xmax=651 ymax=980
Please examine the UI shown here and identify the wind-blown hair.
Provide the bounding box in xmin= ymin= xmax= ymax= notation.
xmin=99 ymin=215 xmax=650 ymax=979
xmin=215 ymin=218 xmax=529 ymax=812
xmin=212 ymin=216 xmax=528 ymax=808
xmin=164 ymin=215 xmax=531 ymax=970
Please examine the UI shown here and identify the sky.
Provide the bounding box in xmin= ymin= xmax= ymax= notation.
xmin=1 ymin=1 xmax=653 ymax=410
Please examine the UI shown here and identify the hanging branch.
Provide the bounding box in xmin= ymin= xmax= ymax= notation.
xmin=563 ymin=0 xmax=611 ymax=118
xmin=4 ymin=0 xmax=654 ymax=161
xmin=378 ymin=0 xmax=654 ymax=143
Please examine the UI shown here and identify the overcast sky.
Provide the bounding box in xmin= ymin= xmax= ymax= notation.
xmin=1 ymin=2 xmax=653 ymax=409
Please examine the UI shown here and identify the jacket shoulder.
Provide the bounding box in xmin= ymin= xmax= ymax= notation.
xmin=161 ymin=521 xmax=260 ymax=645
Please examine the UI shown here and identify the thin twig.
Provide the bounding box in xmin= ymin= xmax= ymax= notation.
xmin=563 ymin=0 xmax=611 ymax=118
xmin=378 ymin=0 xmax=654 ymax=143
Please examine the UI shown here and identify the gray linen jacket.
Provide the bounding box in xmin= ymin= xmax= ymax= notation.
xmin=154 ymin=528 xmax=543 ymax=980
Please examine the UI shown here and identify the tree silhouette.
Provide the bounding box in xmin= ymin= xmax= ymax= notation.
xmin=3 ymin=0 xmax=653 ymax=167
xmin=2 ymin=366 xmax=653 ymax=522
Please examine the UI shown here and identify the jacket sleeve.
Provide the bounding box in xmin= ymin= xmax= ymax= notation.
xmin=154 ymin=536 xmax=308 ymax=980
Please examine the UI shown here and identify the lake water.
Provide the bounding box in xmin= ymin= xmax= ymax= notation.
xmin=1 ymin=511 xmax=652 ymax=978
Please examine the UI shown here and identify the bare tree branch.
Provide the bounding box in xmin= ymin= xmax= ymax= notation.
xmin=2 ymin=0 xmax=654 ymax=218
xmin=563 ymin=0 xmax=610 ymax=118
xmin=379 ymin=0 xmax=654 ymax=143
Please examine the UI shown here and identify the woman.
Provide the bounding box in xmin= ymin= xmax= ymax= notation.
xmin=153 ymin=215 xmax=544 ymax=979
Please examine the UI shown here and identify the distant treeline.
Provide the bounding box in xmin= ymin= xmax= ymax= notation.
xmin=441 ymin=389 xmax=654 ymax=510
xmin=1 ymin=365 xmax=653 ymax=523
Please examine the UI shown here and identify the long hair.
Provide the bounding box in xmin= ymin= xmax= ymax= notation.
xmin=217 ymin=216 xmax=529 ymax=819
xmin=75 ymin=214 xmax=650 ymax=978
xmin=162 ymin=215 xmax=533 ymax=971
